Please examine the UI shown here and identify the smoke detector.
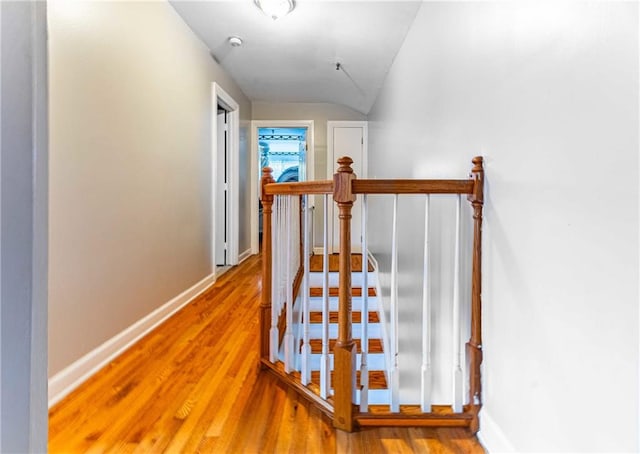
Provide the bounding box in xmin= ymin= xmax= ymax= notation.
xmin=228 ymin=36 xmax=243 ymax=48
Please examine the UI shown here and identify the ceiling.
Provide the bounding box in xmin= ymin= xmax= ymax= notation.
xmin=170 ymin=1 xmax=422 ymax=114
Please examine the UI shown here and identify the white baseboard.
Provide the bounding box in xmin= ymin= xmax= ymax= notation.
xmin=238 ymin=248 xmax=252 ymax=263
xmin=48 ymin=272 xmax=216 ymax=408
xmin=478 ymin=409 xmax=516 ymax=453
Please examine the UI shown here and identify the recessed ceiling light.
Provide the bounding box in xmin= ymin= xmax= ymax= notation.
xmin=254 ymin=0 xmax=295 ymax=21
xmin=228 ymin=36 xmax=243 ymax=47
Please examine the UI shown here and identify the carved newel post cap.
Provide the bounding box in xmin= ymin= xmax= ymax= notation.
xmin=336 ymin=156 xmax=354 ymax=174
xmin=471 ymin=156 xmax=483 ymax=172
xmin=469 ymin=156 xmax=484 ymax=204
xmin=261 ymin=167 xmax=275 ymax=202
xmin=333 ymin=156 xmax=356 ymax=203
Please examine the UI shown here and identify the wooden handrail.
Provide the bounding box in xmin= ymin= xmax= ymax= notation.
xmin=352 ymin=179 xmax=474 ymax=194
xmin=264 ymin=180 xmax=333 ymax=195
xmin=264 ymin=179 xmax=474 ymax=196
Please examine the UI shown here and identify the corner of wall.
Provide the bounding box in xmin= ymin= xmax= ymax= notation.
xmin=477 ymin=409 xmax=516 ymax=453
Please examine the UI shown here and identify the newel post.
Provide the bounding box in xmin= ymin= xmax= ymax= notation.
xmin=332 ymin=157 xmax=357 ymax=432
xmin=467 ymin=156 xmax=484 ymax=433
xmin=260 ymin=167 xmax=275 ymax=367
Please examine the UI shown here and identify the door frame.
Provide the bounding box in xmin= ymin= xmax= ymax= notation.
xmin=212 ymin=83 xmax=240 ymax=273
xmin=327 ymin=121 xmax=368 ymax=253
xmin=0 ymin=2 xmax=49 ymax=449
xmin=250 ymin=120 xmax=315 ymax=255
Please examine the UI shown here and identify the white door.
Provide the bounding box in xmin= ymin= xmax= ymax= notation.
xmin=216 ymin=109 xmax=228 ymax=265
xmin=328 ymin=122 xmax=367 ymax=254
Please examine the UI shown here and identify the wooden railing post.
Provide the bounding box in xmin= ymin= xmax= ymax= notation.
xmin=332 ymin=156 xmax=357 ymax=432
xmin=467 ymin=156 xmax=484 ymax=432
xmin=260 ymin=167 xmax=275 ymax=367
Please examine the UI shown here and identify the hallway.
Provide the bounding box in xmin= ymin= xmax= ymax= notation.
xmin=49 ymin=254 xmax=484 ymax=453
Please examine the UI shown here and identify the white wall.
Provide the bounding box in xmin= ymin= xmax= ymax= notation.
xmin=48 ymin=1 xmax=251 ymax=380
xmin=367 ymin=2 xmax=638 ymax=452
xmin=0 ymin=2 xmax=49 ymax=451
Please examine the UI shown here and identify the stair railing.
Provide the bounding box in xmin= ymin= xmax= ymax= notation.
xmin=260 ymin=172 xmax=334 ymax=394
xmin=260 ymin=156 xmax=484 ymax=433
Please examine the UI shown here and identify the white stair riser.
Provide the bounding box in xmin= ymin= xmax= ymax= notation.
xmin=355 ymin=389 xmax=390 ymax=406
xmin=309 ymin=272 xmax=378 ymax=288
xmin=308 ymin=323 xmax=381 ymax=339
xmin=306 ymin=352 xmax=386 ymax=371
xmin=323 ymin=388 xmax=391 ymax=406
xmin=308 ymin=296 xmax=378 ymax=312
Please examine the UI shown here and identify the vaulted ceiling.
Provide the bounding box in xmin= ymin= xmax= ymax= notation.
xmin=170 ymin=1 xmax=421 ymax=114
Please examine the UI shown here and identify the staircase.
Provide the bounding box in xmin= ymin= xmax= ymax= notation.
xmin=261 ymin=252 xmax=388 ymax=416
xmin=259 ymin=156 xmax=485 ymax=433
xmin=304 ymin=254 xmax=388 ymax=405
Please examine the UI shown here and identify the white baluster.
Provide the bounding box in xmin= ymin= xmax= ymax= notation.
xmin=282 ymin=196 xmax=287 ymax=311
xmin=284 ymin=196 xmax=295 ymax=373
xmin=420 ymin=194 xmax=432 ymax=413
xmin=421 ymin=195 xmax=432 ymax=412
xmin=360 ymin=195 xmax=369 ymax=412
xmin=277 ymin=196 xmax=283 ymax=313
xmin=293 ymin=197 xmax=301 ymax=371
xmin=390 ymin=194 xmax=400 ymax=412
xmin=301 ymin=195 xmax=311 ymax=384
xmin=320 ymin=194 xmax=330 ymax=399
xmin=452 ymin=194 xmax=463 ymax=412
xmin=292 ymin=197 xmax=300 ymax=278
xmin=270 ymin=196 xmax=280 ymax=362
xmin=279 ymin=200 xmax=285 ymax=320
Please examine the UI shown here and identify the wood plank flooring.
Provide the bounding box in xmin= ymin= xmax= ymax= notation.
xmin=49 ymin=254 xmax=485 ymax=453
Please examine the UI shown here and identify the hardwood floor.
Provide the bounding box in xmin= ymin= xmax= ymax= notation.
xmin=49 ymin=254 xmax=485 ymax=453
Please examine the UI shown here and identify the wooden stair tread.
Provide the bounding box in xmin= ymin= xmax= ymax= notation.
xmin=365 ymin=405 xmax=465 ymax=416
xmin=310 ymin=370 xmax=387 ymax=390
xmin=309 ymin=311 xmax=379 ymax=324
xmin=306 ymin=338 xmax=384 ymax=354
xmin=309 ymin=287 xmax=376 ymax=297
xmin=309 ymin=253 xmax=374 ymax=273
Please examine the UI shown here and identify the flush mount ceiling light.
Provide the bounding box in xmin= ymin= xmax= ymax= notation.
xmin=254 ymin=0 xmax=295 ymax=20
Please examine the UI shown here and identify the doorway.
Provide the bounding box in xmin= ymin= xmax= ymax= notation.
xmin=259 ymin=127 xmax=307 ymax=183
xmin=212 ymin=83 xmax=240 ymax=277
xmin=250 ymin=121 xmax=314 ymax=254
xmin=215 ymin=106 xmax=230 ymax=271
